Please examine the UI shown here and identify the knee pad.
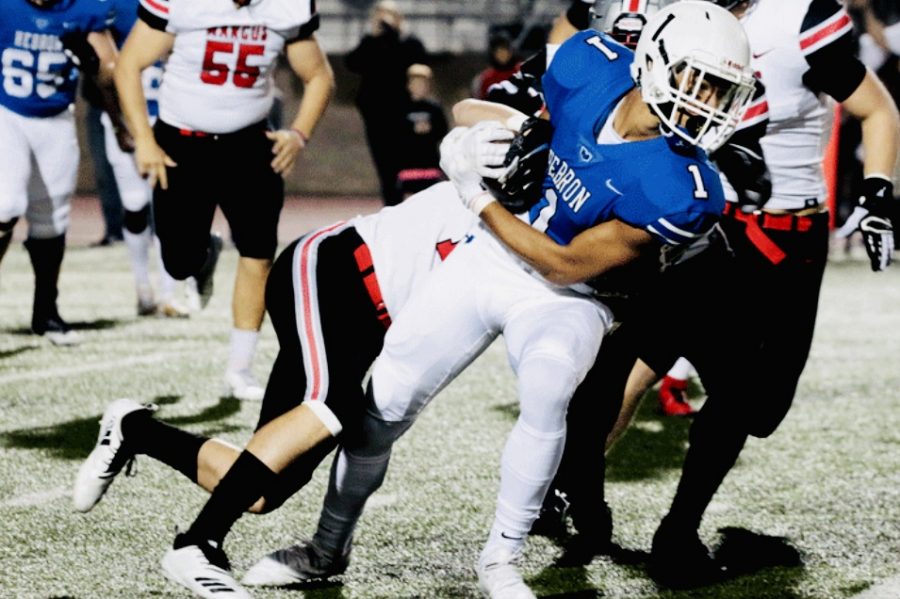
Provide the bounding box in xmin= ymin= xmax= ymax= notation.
xmin=26 ymin=194 xmax=70 ymax=239
xmin=123 ymin=206 xmax=150 ymax=234
xmin=343 ymin=410 xmax=413 ymax=460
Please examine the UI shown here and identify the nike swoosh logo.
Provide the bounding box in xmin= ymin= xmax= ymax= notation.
xmin=500 ymin=532 xmax=523 ymax=540
xmin=752 ymin=48 xmax=775 ymax=59
xmin=605 ymin=178 xmax=623 ymax=195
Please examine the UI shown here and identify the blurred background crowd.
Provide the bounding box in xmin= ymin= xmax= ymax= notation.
xmin=73 ymin=0 xmax=900 ymax=245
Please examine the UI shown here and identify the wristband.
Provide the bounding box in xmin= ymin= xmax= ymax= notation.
xmin=290 ymin=128 xmax=309 ymax=145
xmin=470 ymin=190 xmax=497 ymax=216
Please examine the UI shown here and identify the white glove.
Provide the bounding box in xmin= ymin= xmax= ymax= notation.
xmin=462 ymin=121 xmax=515 ymax=179
xmin=439 ymin=122 xmax=514 ymax=214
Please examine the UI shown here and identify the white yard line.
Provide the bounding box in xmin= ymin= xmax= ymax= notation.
xmin=2 ymin=486 xmax=69 ymax=508
xmin=850 ymin=576 xmax=900 ymax=599
xmin=0 ymin=351 xmax=190 ymax=385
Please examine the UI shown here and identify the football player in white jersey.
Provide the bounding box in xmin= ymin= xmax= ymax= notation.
xmin=566 ymin=0 xmax=900 ymax=589
xmin=114 ymin=0 xmax=334 ymax=400
xmin=0 ymin=0 xmax=120 ymax=345
xmin=73 ymin=183 xmax=478 ymax=599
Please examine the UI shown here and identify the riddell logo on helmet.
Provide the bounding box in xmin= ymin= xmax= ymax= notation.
xmin=721 ymin=58 xmax=745 ymax=69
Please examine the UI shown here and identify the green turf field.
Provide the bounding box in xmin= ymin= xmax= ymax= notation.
xmin=1 ymin=243 xmax=898 ymax=598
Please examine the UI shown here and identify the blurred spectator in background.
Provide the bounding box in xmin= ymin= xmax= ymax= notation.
xmin=839 ymin=0 xmax=900 ymax=243
xmin=82 ymin=78 xmax=125 ymax=246
xmin=346 ymin=0 xmax=427 ymax=206
xmin=471 ymin=31 xmax=520 ymax=100
xmin=395 ymin=64 xmax=448 ymax=200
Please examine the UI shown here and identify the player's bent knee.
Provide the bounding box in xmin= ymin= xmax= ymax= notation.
xmin=746 ymin=409 xmax=790 ymax=439
xmin=343 ymin=411 xmax=412 ymax=459
xmin=161 ymin=246 xmax=206 ymax=280
xmin=517 ymin=353 xmax=579 ymax=432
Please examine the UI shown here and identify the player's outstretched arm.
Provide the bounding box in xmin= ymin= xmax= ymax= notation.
xmin=837 ymin=69 xmax=900 ymax=271
xmin=268 ymin=36 xmax=335 ymax=175
xmin=115 ymin=21 xmax=176 ymax=189
xmin=843 ymin=69 xmax=900 ymax=180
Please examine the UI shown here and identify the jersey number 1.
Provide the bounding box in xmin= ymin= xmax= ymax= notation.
xmin=200 ymin=41 xmax=264 ymax=88
xmin=687 ymin=164 xmax=709 ymax=199
xmin=585 ymin=36 xmax=619 ymax=61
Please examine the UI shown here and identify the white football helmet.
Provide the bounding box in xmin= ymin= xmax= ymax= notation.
xmin=630 ymin=1 xmax=756 ymax=152
xmin=589 ymin=0 xmax=678 ymax=49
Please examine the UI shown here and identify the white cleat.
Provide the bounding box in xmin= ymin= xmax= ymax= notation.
xmin=184 ymin=278 xmax=202 ymax=313
xmin=73 ymin=398 xmax=156 ymax=512
xmin=162 ymin=539 xmax=252 ymax=599
xmin=477 ymin=548 xmax=537 ymax=599
xmin=157 ymin=300 xmax=191 ymax=319
xmin=44 ymin=328 xmax=82 ymax=346
xmin=223 ymin=369 xmax=265 ymax=402
xmin=243 ymin=540 xmax=350 ymax=586
xmin=34 ymin=316 xmax=82 ymax=346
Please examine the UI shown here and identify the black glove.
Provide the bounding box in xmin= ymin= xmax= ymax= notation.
xmin=485 ymin=70 xmax=545 ymax=117
xmin=482 ymin=116 xmax=553 ymax=214
xmin=837 ymin=176 xmax=896 ymax=271
xmin=711 ymin=141 xmax=772 ymax=212
xmin=60 ymin=31 xmax=100 ymax=77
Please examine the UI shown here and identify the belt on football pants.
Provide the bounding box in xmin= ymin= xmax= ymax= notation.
xmin=352 ymin=242 xmax=392 ymax=329
xmin=722 ymin=202 xmax=819 ymax=265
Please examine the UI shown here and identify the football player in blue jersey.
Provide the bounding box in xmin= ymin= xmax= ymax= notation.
xmin=0 ymin=0 xmax=119 ymax=345
xmin=232 ymin=4 xmax=756 ymax=598
xmin=94 ymin=0 xmax=192 ymax=318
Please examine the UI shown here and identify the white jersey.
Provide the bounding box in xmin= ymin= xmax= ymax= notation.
xmin=351 ymin=182 xmax=478 ymax=317
xmin=742 ymin=0 xmax=855 ymax=211
xmin=138 ymin=0 xmax=318 ymax=133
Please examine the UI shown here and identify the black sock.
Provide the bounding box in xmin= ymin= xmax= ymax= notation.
xmin=24 ymin=234 xmax=65 ymax=323
xmin=666 ymin=412 xmax=748 ymax=532
xmin=120 ymin=411 xmax=208 ymax=484
xmin=185 ymin=450 xmax=277 ymax=546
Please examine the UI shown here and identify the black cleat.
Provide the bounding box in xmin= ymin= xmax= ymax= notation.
xmin=32 ymin=313 xmax=80 ymax=346
xmin=649 ymin=517 xmax=725 ymax=589
xmin=530 ymin=488 xmax=570 ymax=539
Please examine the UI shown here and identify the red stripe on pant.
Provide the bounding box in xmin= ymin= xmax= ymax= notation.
xmin=298 ymin=221 xmax=347 ymax=401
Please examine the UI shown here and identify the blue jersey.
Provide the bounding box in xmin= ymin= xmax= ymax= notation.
xmin=105 ymin=0 xmax=159 ymax=117
xmin=0 ymin=0 xmax=114 ymax=117
xmin=529 ymin=31 xmax=724 ymax=248
xmin=108 ymin=0 xmax=137 ymax=46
